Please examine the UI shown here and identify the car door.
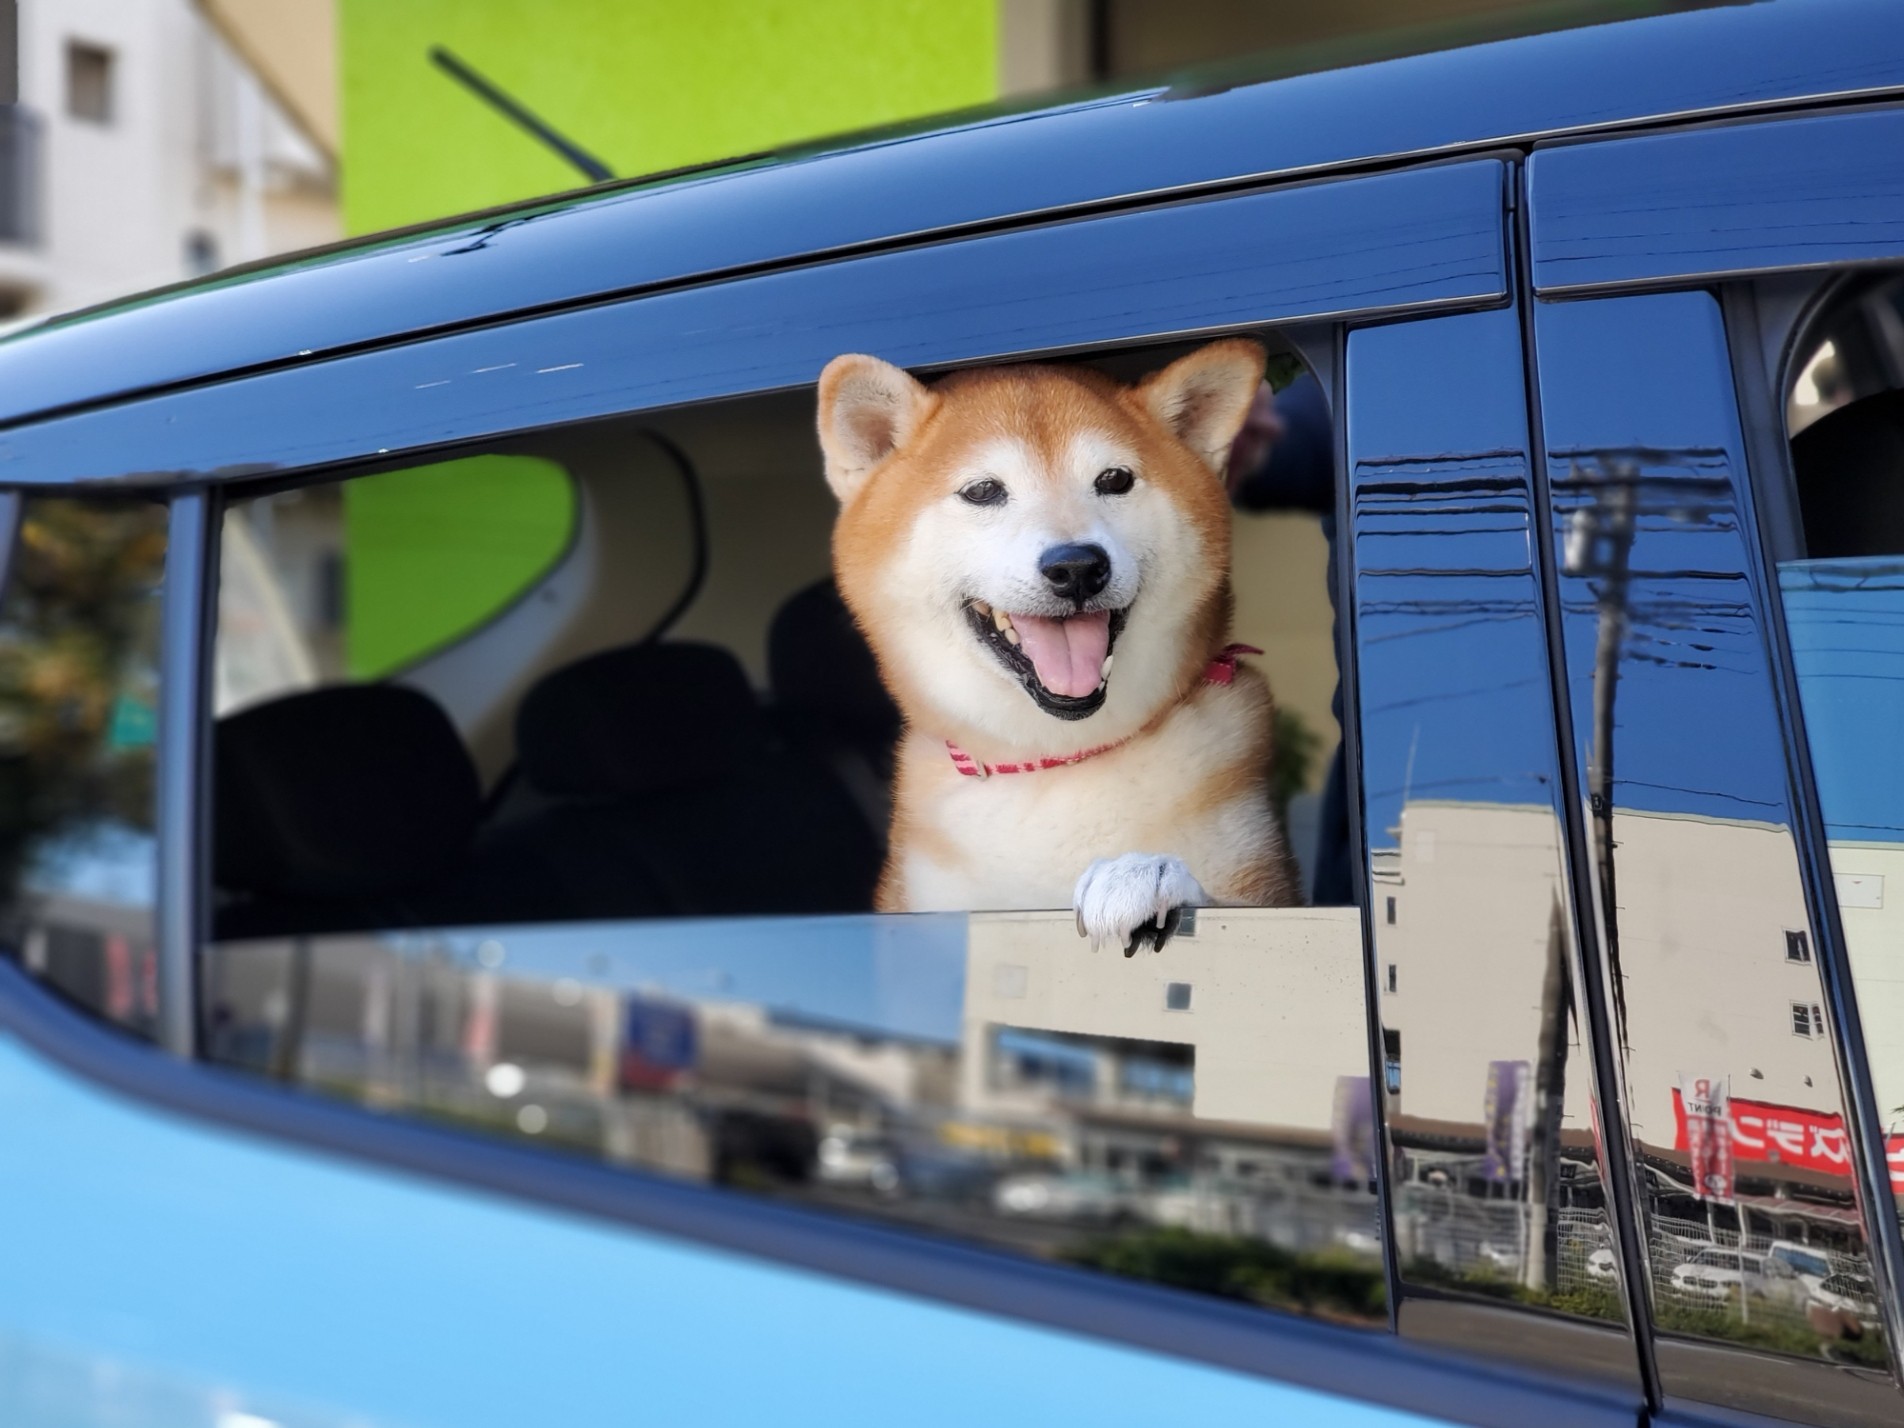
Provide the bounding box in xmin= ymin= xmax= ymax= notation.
xmin=0 ymin=143 xmax=1683 ymax=1428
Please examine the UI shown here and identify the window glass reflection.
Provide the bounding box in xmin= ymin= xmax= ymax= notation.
xmin=0 ymin=495 xmax=166 ymax=1036
xmin=1347 ymin=309 xmax=1630 ymax=1373
xmin=205 ymin=908 xmax=1386 ymax=1325
xmin=1538 ymin=292 xmax=1892 ymax=1412
xmin=1782 ymin=561 xmax=1904 ymax=1212
xmin=1781 ymin=271 xmax=1904 ymax=1231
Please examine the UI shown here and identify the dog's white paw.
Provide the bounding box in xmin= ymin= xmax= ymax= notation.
xmin=1073 ymin=853 xmax=1209 ymax=956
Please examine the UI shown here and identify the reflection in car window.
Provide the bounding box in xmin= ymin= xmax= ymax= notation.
xmin=204 ymin=908 xmax=1387 ymax=1324
xmin=1347 ymin=307 xmax=1633 ymax=1388
xmin=0 ymin=495 xmax=166 ymax=1035
xmin=1539 ymin=292 xmax=1893 ymax=1418
xmin=1780 ymin=272 xmax=1904 ymax=1225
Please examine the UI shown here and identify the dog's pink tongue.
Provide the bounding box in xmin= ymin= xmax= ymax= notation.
xmin=1013 ymin=610 xmax=1111 ymax=698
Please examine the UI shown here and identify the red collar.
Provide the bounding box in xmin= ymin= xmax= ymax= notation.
xmin=945 ymin=644 xmax=1262 ymax=778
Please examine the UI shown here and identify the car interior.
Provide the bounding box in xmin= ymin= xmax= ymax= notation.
xmin=1788 ymin=275 xmax=1904 ymax=556
xmin=208 ymin=336 xmax=1348 ymax=941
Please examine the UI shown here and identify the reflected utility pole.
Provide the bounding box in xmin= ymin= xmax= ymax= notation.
xmin=1565 ymin=461 xmax=1638 ymax=1051
xmin=1523 ymin=895 xmax=1570 ymax=1294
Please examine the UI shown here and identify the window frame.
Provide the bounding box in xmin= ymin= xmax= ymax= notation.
xmin=0 ymin=152 xmax=1659 ymax=1427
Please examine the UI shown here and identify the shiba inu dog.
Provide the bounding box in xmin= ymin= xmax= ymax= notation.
xmin=816 ymin=339 xmax=1300 ymax=953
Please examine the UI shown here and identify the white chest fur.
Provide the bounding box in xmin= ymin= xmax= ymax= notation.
xmin=896 ymin=684 xmax=1279 ymax=912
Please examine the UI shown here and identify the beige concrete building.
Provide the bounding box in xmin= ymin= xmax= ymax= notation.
xmin=961 ymin=906 xmax=1366 ymax=1133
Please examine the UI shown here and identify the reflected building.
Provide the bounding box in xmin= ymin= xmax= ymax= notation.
xmin=1378 ymin=796 xmax=1880 ymax=1334
xmin=201 ymin=908 xmax=1387 ymax=1325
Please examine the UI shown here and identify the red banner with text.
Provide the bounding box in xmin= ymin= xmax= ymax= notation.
xmin=1672 ymin=1087 xmax=1904 ymax=1192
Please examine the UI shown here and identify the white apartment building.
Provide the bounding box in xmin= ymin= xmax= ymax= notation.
xmin=0 ymin=0 xmax=335 ymax=323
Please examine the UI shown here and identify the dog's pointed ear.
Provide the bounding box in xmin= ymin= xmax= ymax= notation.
xmin=817 ymin=354 xmax=933 ymax=504
xmin=1136 ymin=339 xmax=1268 ymax=475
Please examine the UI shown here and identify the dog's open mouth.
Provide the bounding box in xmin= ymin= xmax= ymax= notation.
xmin=965 ymin=600 xmax=1128 ymax=720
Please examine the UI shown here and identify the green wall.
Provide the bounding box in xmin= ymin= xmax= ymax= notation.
xmin=337 ymin=0 xmax=998 ymax=675
xmin=344 ymin=456 xmax=575 ymax=679
xmin=341 ymin=0 xmax=999 ymax=234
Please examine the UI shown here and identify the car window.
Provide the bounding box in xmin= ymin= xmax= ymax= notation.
xmin=198 ymin=334 xmax=1383 ymax=1326
xmin=1346 ymin=305 xmax=1639 ymax=1390
xmin=1778 ymin=271 xmax=1904 ymax=1226
xmin=0 ymin=494 xmax=167 ymax=1035
xmin=1536 ymin=290 xmax=1894 ymax=1417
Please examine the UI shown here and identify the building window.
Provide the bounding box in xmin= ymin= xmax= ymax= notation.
xmin=67 ymin=41 xmax=114 ymax=124
xmin=1385 ymin=895 xmax=1396 ymax=925
xmin=1784 ymin=929 xmax=1811 ymax=963
xmin=1385 ymin=963 xmax=1397 ymax=994
xmin=1164 ymin=981 xmax=1191 ymax=1012
xmin=1792 ymin=1001 xmax=1828 ymax=1038
xmin=1383 ymin=1028 xmax=1401 ymax=1093
xmin=183 ymin=230 xmax=220 ymax=278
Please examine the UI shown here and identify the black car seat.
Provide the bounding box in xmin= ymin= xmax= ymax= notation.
xmin=213 ymin=684 xmax=487 ymax=938
xmin=481 ymin=640 xmax=883 ymax=919
xmin=766 ymin=579 xmax=901 ymax=844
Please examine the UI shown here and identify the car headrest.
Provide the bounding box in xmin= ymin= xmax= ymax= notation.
xmin=517 ymin=641 xmax=771 ymax=798
xmin=215 ymin=684 xmax=481 ymax=901
xmin=768 ymin=579 xmax=900 ymax=742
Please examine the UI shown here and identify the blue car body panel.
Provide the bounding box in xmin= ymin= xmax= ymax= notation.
xmin=0 ymin=1034 xmax=1442 ymax=1428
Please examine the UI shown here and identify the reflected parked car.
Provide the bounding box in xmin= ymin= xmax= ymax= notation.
xmin=816 ymin=1129 xmax=901 ymax=1195
xmin=993 ymin=1172 xmax=1136 ymax=1224
xmin=1809 ymin=1273 xmax=1881 ymax=1325
xmin=1670 ymin=1249 xmax=1809 ymax=1308
xmin=1768 ymin=1239 xmax=1833 ymax=1294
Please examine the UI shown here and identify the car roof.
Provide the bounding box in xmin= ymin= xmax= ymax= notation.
xmin=0 ymin=0 xmax=1900 ymax=432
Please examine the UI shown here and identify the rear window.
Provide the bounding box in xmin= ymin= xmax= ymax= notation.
xmin=0 ymin=495 xmax=166 ymax=1035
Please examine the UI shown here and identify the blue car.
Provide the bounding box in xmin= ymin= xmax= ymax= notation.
xmin=7 ymin=2 xmax=1904 ymax=1425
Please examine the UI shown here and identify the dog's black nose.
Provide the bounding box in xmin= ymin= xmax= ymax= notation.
xmin=1039 ymin=543 xmax=1111 ymax=603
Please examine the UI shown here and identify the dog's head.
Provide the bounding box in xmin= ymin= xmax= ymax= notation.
xmin=817 ymin=339 xmax=1264 ymax=752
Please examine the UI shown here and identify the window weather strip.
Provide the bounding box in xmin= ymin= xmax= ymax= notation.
xmin=156 ymin=490 xmax=216 ymax=1059
xmin=0 ymin=491 xmax=18 ymax=590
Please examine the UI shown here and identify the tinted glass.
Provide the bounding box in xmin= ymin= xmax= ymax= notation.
xmin=1536 ymin=291 xmax=1895 ymax=1421
xmin=205 ymin=908 xmax=1387 ymax=1324
xmin=1346 ymin=306 xmax=1637 ymax=1387
xmin=0 ymin=493 xmax=166 ymax=1035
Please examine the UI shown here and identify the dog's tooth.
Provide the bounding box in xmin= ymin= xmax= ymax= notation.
xmin=972 ymin=599 xmax=991 ymax=616
xmin=992 ymin=608 xmax=1011 ymax=632
xmin=1100 ymin=654 xmax=1114 ymax=678
xmin=1003 ymin=626 xmax=1021 ymax=646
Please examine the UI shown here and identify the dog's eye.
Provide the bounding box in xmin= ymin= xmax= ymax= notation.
xmin=959 ymin=478 xmax=1007 ymax=507
xmin=1095 ymin=466 xmax=1135 ymax=496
